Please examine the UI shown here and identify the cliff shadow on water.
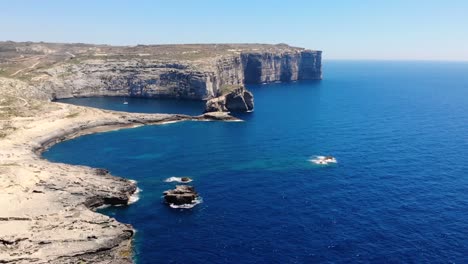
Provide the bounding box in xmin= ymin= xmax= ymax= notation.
xmin=55 ymin=96 xmax=207 ymax=115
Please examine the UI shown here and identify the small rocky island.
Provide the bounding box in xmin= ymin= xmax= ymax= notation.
xmin=0 ymin=41 xmax=322 ymax=263
xmin=164 ymin=185 xmax=200 ymax=207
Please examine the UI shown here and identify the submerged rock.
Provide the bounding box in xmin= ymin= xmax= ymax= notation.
xmin=205 ymin=86 xmax=254 ymax=113
xmin=163 ymin=185 xmax=199 ymax=205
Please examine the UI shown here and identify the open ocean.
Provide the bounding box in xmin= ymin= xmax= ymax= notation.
xmin=43 ymin=61 xmax=468 ymax=263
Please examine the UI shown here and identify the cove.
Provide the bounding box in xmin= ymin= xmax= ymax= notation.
xmin=56 ymin=96 xmax=206 ymax=115
xmin=43 ymin=61 xmax=468 ymax=263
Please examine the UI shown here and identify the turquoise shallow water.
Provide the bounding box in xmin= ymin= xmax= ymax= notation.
xmin=44 ymin=61 xmax=468 ymax=263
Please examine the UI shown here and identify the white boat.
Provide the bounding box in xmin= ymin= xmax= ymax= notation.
xmin=123 ymin=98 xmax=129 ymax=105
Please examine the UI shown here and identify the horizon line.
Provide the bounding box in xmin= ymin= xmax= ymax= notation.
xmin=2 ymin=39 xmax=467 ymax=63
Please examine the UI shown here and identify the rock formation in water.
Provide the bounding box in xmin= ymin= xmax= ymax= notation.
xmin=163 ymin=185 xmax=199 ymax=205
xmin=205 ymin=86 xmax=254 ymax=112
xmin=181 ymin=177 xmax=191 ymax=183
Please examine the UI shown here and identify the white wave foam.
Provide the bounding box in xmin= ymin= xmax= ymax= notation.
xmin=164 ymin=177 xmax=193 ymax=183
xmin=310 ymin=155 xmax=337 ymax=165
xmin=128 ymin=187 xmax=142 ymax=204
xmin=160 ymin=120 xmax=179 ymax=125
xmin=96 ymin=204 xmax=111 ymax=210
xmin=169 ymin=197 xmax=203 ymax=209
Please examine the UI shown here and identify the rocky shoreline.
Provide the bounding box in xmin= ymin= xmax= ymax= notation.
xmin=0 ymin=101 xmax=238 ymax=263
xmin=0 ymin=42 xmax=321 ymax=263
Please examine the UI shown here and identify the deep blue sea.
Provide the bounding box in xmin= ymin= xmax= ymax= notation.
xmin=44 ymin=61 xmax=468 ymax=263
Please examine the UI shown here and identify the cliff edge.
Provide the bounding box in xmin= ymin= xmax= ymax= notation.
xmin=0 ymin=42 xmax=322 ymax=101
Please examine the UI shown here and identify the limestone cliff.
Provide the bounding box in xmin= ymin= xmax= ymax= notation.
xmin=241 ymin=50 xmax=322 ymax=83
xmin=0 ymin=42 xmax=321 ymax=101
xmin=43 ymin=61 xmax=218 ymax=100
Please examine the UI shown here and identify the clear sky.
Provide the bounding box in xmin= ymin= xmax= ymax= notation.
xmin=1 ymin=0 xmax=467 ymax=61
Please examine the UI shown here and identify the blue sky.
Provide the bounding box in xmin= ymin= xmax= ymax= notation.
xmin=1 ymin=0 xmax=467 ymax=60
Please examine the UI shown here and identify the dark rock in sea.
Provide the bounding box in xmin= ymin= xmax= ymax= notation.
xmin=205 ymin=86 xmax=254 ymax=113
xmin=163 ymin=185 xmax=199 ymax=205
xmin=181 ymin=177 xmax=191 ymax=182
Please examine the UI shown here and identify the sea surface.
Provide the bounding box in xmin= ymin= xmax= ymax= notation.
xmin=44 ymin=61 xmax=468 ymax=263
xmin=56 ymin=96 xmax=205 ymax=115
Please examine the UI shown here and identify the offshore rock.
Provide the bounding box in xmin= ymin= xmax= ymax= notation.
xmin=205 ymin=86 xmax=254 ymax=112
xmin=181 ymin=177 xmax=191 ymax=182
xmin=163 ymin=185 xmax=199 ymax=205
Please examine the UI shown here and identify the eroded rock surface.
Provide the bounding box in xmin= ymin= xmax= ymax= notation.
xmin=0 ymin=42 xmax=322 ymax=102
xmin=205 ymin=86 xmax=254 ymax=112
xmin=163 ymin=185 xmax=199 ymax=206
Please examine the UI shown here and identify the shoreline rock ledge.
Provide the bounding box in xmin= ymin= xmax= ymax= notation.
xmin=205 ymin=86 xmax=254 ymax=113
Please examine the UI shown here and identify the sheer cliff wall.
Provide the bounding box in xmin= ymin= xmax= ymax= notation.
xmin=43 ymin=50 xmax=322 ymax=100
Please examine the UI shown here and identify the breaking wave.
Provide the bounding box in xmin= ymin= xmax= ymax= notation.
xmin=169 ymin=197 xmax=203 ymax=209
xmin=310 ymin=156 xmax=337 ymax=165
xmin=164 ymin=177 xmax=193 ymax=183
xmin=128 ymin=187 xmax=142 ymax=204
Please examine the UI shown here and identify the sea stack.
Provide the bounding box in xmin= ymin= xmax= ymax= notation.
xmin=163 ymin=185 xmax=199 ymax=206
xmin=205 ymin=86 xmax=254 ymax=113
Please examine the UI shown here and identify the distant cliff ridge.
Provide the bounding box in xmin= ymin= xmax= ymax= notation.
xmin=0 ymin=42 xmax=322 ymax=100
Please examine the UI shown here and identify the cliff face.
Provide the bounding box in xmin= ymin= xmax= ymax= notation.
xmin=44 ymin=61 xmax=218 ymax=100
xmin=32 ymin=46 xmax=321 ymax=101
xmin=0 ymin=42 xmax=321 ymax=101
xmin=241 ymin=50 xmax=322 ymax=84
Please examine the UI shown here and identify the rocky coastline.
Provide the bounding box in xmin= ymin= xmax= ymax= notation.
xmin=0 ymin=101 xmax=238 ymax=263
xmin=0 ymin=42 xmax=321 ymax=263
